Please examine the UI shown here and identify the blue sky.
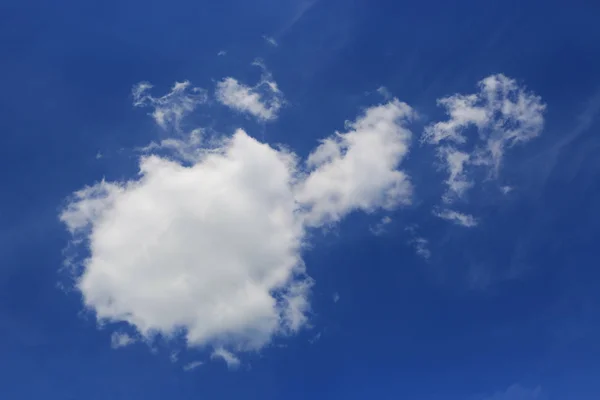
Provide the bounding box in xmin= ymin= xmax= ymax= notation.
xmin=2 ymin=0 xmax=600 ymax=399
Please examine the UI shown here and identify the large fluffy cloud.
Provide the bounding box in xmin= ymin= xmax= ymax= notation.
xmin=62 ymin=130 xmax=307 ymax=351
xmin=60 ymin=88 xmax=414 ymax=357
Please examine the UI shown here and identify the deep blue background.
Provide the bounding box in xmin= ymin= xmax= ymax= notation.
xmin=1 ymin=0 xmax=600 ymax=398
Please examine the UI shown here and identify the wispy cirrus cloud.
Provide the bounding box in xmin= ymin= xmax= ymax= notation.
xmin=182 ymin=361 xmax=204 ymax=372
xmin=132 ymin=81 xmax=207 ymax=131
xmin=262 ymin=35 xmax=278 ymax=47
xmin=433 ymin=208 xmax=478 ymax=227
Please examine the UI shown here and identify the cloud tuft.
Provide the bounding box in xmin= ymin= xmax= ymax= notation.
xmin=297 ymin=99 xmax=414 ymax=226
xmin=433 ymin=209 xmax=478 ymax=227
xmin=110 ymin=332 xmax=136 ymax=349
xmin=215 ymin=61 xmax=284 ymax=121
xmin=211 ymin=348 xmax=241 ymax=370
xmin=424 ymin=74 xmax=545 ymax=202
xmin=182 ymin=361 xmax=204 ymax=371
xmin=132 ymin=81 xmax=208 ymax=131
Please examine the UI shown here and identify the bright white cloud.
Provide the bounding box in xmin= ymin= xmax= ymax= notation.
xmin=61 ymin=130 xmax=307 ymax=351
xmin=110 ymin=332 xmax=136 ymax=349
xmin=433 ymin=209 xmax=478 ymax=227
xmin=424 ymin=74 xmax=545 ymax=149
xmin=182 ymin=361 xmax=204 ymax=371
xmin=215 ymin=62 xmax=284 ymax=121
xmin=132 ymin=81 xmax=208 ymax=131
xmin=60 ymin=91 xmax=415 ymax=358
xmin=211 ymin=348 xmax=241 ymax=370
xmin=424 ymin=74 xmax=545 ymax=202
xmin=296 ymin=99 xmax=414 ymax=226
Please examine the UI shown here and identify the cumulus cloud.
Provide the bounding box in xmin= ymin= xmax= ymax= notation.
xmin=215 ymin=61 xmax=284 ymax=121
xmin=211 ymin=348 xmax=241 ymax=370
xmin=110 ymin=332 xmax=136 ymax=349
xmin=60 ymin=89 xmax=415 ymax=359
xmin=433 ymin=209 xmax=478 ymax=227
xmin=424 ymin=74 xmax=545 ymax=201
xmin=296 ymin=99 xmax=414 ymax=226
xmin=61 ymin=130 xmax=307 ymax=351
xmin=132 ymin=81 xmax=208 ymax=131
xmin=182 ymin=361 xmax=204 ymax=371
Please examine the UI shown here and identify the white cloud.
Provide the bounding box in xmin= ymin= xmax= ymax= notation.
xmin=60 ymin=96 xmax=415 ymax=357
xmin=424 ymin=75 xmax=545 ymax=149
xmin=61 ymin=130 xmax=307 ymax=351
xmin=110 ymin=332 xmax=136 ymax=349
xmin=139 ymin=129 xmax=205 ymax=164
xmin=423 ymin=74 xmax=545 ymax=201
xmin=217 ymin=50 xmax=227 ymax=56
xmin=182 ymin=361 xmax=204 ymax=371
xmin=132 ymin=81 xmax=208 ymax=131
xmin=263 ymin=35 xmax=278 ymax=47
xmin=438 ymin=146 xmax=472 ymax=202
xmin=215 ymin=62 xmax=284 ymax=121
xmin=296 ymin=99 xmax=414 ymax=226
xmin=377 ymin=86 xmax=392 ymax=100
xmin=483 ymin=384 xmax=542 ymax=400
xmin=211 ymin=347 xmax=241 ymax=370
xmin=433 ymin=209 xmax=478 ymax=227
